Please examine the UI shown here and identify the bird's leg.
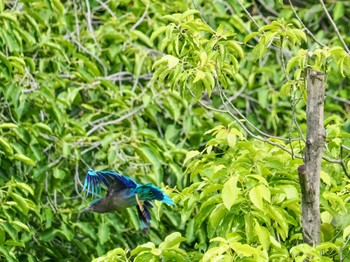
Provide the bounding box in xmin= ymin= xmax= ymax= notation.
xmin=135 ymin=193 xmax=144 ymax=212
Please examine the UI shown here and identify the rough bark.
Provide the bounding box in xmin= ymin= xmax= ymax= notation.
xmin=298 ymin=69 xmax=326 ymax=245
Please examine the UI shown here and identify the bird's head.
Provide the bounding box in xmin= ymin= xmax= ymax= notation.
xmin=81 ymin=198 xmax=104 ymax=213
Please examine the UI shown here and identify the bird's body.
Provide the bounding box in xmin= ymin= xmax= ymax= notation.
xmin=82 ymin=168 xmax=174 ymax=230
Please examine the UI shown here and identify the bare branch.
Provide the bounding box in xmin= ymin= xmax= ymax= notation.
xmin=86 ymin=105 xmax=145 ymax=136
xmin=319 ymin=0 xmax=350 ymax=53
xmin=255 ymin=0 xmax=279 ymax=17
xmin=67 ymin=33 xmax=108 ymax=76
xmin=326 ymin=91 xmax=350 ymax=106
xmin=84 ymin=0 xmax=99 ymax=49
xmin=188 ymin=88 xmax=227 ymax=113
xmin=95 ymin=0 xmax=118 ymax=20
xmin=73 ymin=0 xmax=81 ymax=43
xmin=288 ymin=0 xmax=325 ymax=47
xmin=130 ymin=5 xmax=149 ymax=31
xmin=236 ymin=0 xmax=261 ymax=29
xmin=74 ymin=162 xmax=85 ymax=199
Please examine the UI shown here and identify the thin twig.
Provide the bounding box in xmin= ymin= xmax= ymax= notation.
xmin=81 ymin=142 xmax=102 ymax=155
xmin=95 ymin=0 xmax=118 ymax=20
xmin=236 ymin=0 xmax=261 ymax=29
xmin=73 ymin=0 xmax=81 ymax=43
xmin=319 ymin=0 xmax=350 ymax=53
xmin=86 ymin=105 xmax=145 ymax=136
xmin=211 ymin=61 xmax=349 ymax=176
xmin=255 ymin=0 xmax=279 ymax=16
xmin=221 ymin=87 xmax=295 ymax=141
xmin=130 ymin=5 xmax=149 ymax=31
xmin=188 ymin=88 xmax=227 ymax=113
xmin=85 ymin=0 xmax=99 ymax=49
xmin=74 ymin=162 xmax=85 ymax=199
xmin=288 ymin=0 xmax=325 ymax=47
xmin=219 ymin=86 xmax=301 ymax=157
xmin=326 ymin=91 xmax=350 ymax=105
xmin=68 ymin=34 xmax=108 ymax=76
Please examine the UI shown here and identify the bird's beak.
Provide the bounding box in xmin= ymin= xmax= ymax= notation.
xmin=81 ymin=206 xmax=91 ymax=213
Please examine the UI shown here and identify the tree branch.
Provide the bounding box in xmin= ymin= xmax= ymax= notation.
xmin=319 ymin=0 xmax=350 ymax=53
xmin=299 ymin=68 xmax=326 ymax=245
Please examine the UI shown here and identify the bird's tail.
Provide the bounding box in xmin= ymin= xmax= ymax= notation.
xmin=136 ymin=184 xmax=174 ymax=205
xmin=137 ymin=201 xmax=153 ymax=231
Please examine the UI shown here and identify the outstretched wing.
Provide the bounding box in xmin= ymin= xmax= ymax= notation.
xmin=135 ymin=184 xmax=174 ymax=205
xmin=82 ymin=168 xmax=137 ymax=197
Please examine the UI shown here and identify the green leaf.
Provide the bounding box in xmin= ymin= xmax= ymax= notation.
xmin=0 ymin=123 xmax=18 ymax=129
xmin=343 ymin=225 xmax=350 ymax=239
xmin=244 ymin=32 xmax=259 ymax=44
xmin=226 ymin=133 xmax=236 ymax=148
xmin=209 ymin=204 xmax=227 ymax=227
xmin=222 ymin=176 xmax=241 ymax=210
xmin=320 ymin=170 xmax=331 ymax=186
xmin=51 ymin=0 xmax=65 ymax=15
xmin=286 ymin=56 xmax=299 ymax=74
xmin=10 ymin=192 xmax=29 ymax=216
xmin=13 ymin=153 xmax=35 ymax=166
xmin=181 ymin=9 xmax=200 ymax=21
xmin=151 ymin=25 xmax=168 ymax=42
xmin=166 ymin=55 xmax=179 ymax=69
xmin=98 ymin=223 xmax=109 ymax=245
xmin=193 ymin=70 xmax=206 ymax=83
xmin=15 ymin=182 xmax=34 ymax=196
xmin=258 ymin=89 xmax=268 ymax=109
xmin=0 ymin=227 xmax=5 ymax=245
xmin=159 ymin=232 xmax=187 ymax=249
xmin=254 ymin=221 xmax=270 ymax=250
xmin=132 ymin=30 xmax=153 ymax=48
xmin=249 ymin=186 xmax=264 ymax=210
xmin=0 ymin=12 xmax=18 ymax=24
xmin=53 ymin=169 xmax=66 ymax=180
xmin=0 ymin=137 xmax=14 ymax=155
xmin=33 ymin=123 xmax=53 ymax=134
xmin=230 ymin=242 xmax=259 ymax=257
xmin=11 ymin=221 xmax=30 ymax=232
xmin=227 ymin=41 xmax=244 ymax=59
xmin=184 ymin=150 xmax=200 ymax=165
xmin=333 ymin=2 xmax=344 ymax=21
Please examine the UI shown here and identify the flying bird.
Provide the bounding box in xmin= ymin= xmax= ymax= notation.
xmin=81 ymin=168 xmax=174 ymax=230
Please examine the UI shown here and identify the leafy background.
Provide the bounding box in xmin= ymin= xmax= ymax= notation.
xmin=0 ymin=0 xmax=349 ymax=261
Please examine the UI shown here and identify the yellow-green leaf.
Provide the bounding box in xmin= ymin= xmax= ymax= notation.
xmin=222 ymin=176 xmax=241 ymax=210
xmin=226 ymin=133 xmax=236 ymax=148
xmin=11 ymin=221 xmax=30 ymax=232
xmin=0 ymin=137 xmax=13 ymax=155
xmin=15 ymin=182 xmax=34 ymax=196
xmin=13 ymin=153 xmax=35 ymax=166
xmin=184 ymin=150 xmax=200 ymax=165
xmin=249 ymin=186 xmax=263 ymax=210
xmin=11 ymin=192 xmax=29 ymax=216
xmin=167 ymin=55 xmax=179 ymax=69
xmin=0 ymin=123 xmax=18 ymax=129
xmin=193 ymin=70 xmax=206 ymax=83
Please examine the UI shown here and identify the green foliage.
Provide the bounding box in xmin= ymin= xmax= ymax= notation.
xmin=181 ymin=127 xmax=303 ymax=260
xmin=151 ymin=10 xmax=243 ymax=98
xmin=1 ymin=0 xmax=350 ymax=261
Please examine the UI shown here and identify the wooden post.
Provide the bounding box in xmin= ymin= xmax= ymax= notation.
xmin=298 ymin=69 xmax=326 ymax=245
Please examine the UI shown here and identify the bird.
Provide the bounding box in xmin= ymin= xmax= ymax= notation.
xmin=81 ymin=168 xmax=174 ymax=231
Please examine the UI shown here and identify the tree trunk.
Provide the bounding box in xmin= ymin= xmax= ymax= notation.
xmin=298 ymin=69 xmax=326 ymax=245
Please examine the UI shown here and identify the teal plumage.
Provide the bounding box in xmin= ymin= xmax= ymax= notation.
xmin=82 ymin=168 xmax=174 ymax=230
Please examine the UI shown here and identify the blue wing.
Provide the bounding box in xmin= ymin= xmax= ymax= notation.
xmin=135 ymin=184 xmax=174 ymax=205
xmin=82 ymin=168 xmax=137 ymax=197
